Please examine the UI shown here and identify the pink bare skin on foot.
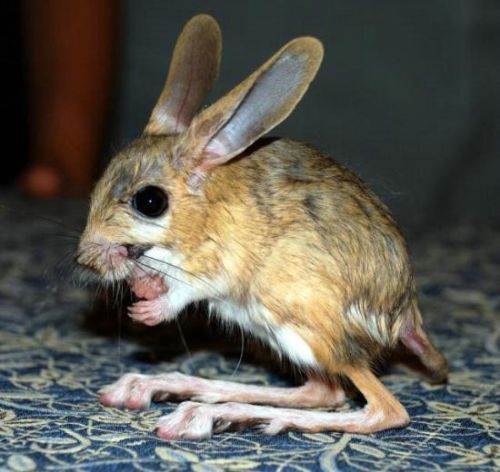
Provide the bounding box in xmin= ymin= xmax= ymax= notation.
xmin=127 ymin=274 xmax=169 ymax=326
xmin=98 ymin=372 xmax=346 ymax=412
xmin=129 ymin=274 xmax=168 ymax=300
xmin=98 ymin=369 xmax=408 ymax=440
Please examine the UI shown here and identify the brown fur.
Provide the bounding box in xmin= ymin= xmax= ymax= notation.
xmin=78 ymin=15 xmax=447 ymax=436
xmin=87 ymin=134 xmax=440 ymax=374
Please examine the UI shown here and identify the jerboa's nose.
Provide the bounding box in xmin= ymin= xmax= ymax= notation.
xmin=124 ymin=244 xmax=151 ymax=259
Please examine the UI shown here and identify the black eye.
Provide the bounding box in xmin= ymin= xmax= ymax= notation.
xmin=131 ymin=186 xmax=169 ymax=218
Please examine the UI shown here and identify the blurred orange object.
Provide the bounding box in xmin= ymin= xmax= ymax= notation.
xmin=20 ymin=0 xmax=119 ymax=198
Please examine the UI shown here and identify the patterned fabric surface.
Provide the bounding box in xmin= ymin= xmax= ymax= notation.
xmin=0 ymin=194 xmax=498 ymax=471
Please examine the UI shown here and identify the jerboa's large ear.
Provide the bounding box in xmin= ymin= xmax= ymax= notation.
xmin=144 ymin=14 xmax=222 ymax=136
xmin=175 ymin=37 xmax=323 ymax=173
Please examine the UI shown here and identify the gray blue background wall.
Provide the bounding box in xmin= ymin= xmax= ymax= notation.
xmin=112 ymin=0 xmax=499 ymax=232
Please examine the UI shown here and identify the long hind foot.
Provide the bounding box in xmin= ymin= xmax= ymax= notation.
xmin=98 ymin=372 xmax=345 ymax=410
xmin=155 ymin=367 xmax=409 ymax=440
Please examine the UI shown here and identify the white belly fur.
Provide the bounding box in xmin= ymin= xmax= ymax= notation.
xmin=209 ymin=298 xmax=318 ymax=368
xmin=143 ymin=246 xmax=318 ymax=368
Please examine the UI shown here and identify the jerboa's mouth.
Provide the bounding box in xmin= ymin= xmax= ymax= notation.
xmin=128 ymin=271 xmax=169 ymax=300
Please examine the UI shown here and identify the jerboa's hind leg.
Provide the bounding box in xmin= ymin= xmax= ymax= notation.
xmin=155 ymin=366 xmax=409 ymax=440
xmin=99 ymin=372 xmax=345 ymax=410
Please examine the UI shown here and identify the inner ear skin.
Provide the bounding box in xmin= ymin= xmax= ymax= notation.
xmin=144 ymin=14 xmax=222 ymax=136
xmin=204 ymin=54 xmax=307 ymax=158
xmin=174 ymin=38 xmax=323 ymax=178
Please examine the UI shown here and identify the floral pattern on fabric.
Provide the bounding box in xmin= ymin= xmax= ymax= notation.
xmin=0 ymin=196 xmax=498 ymax=471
